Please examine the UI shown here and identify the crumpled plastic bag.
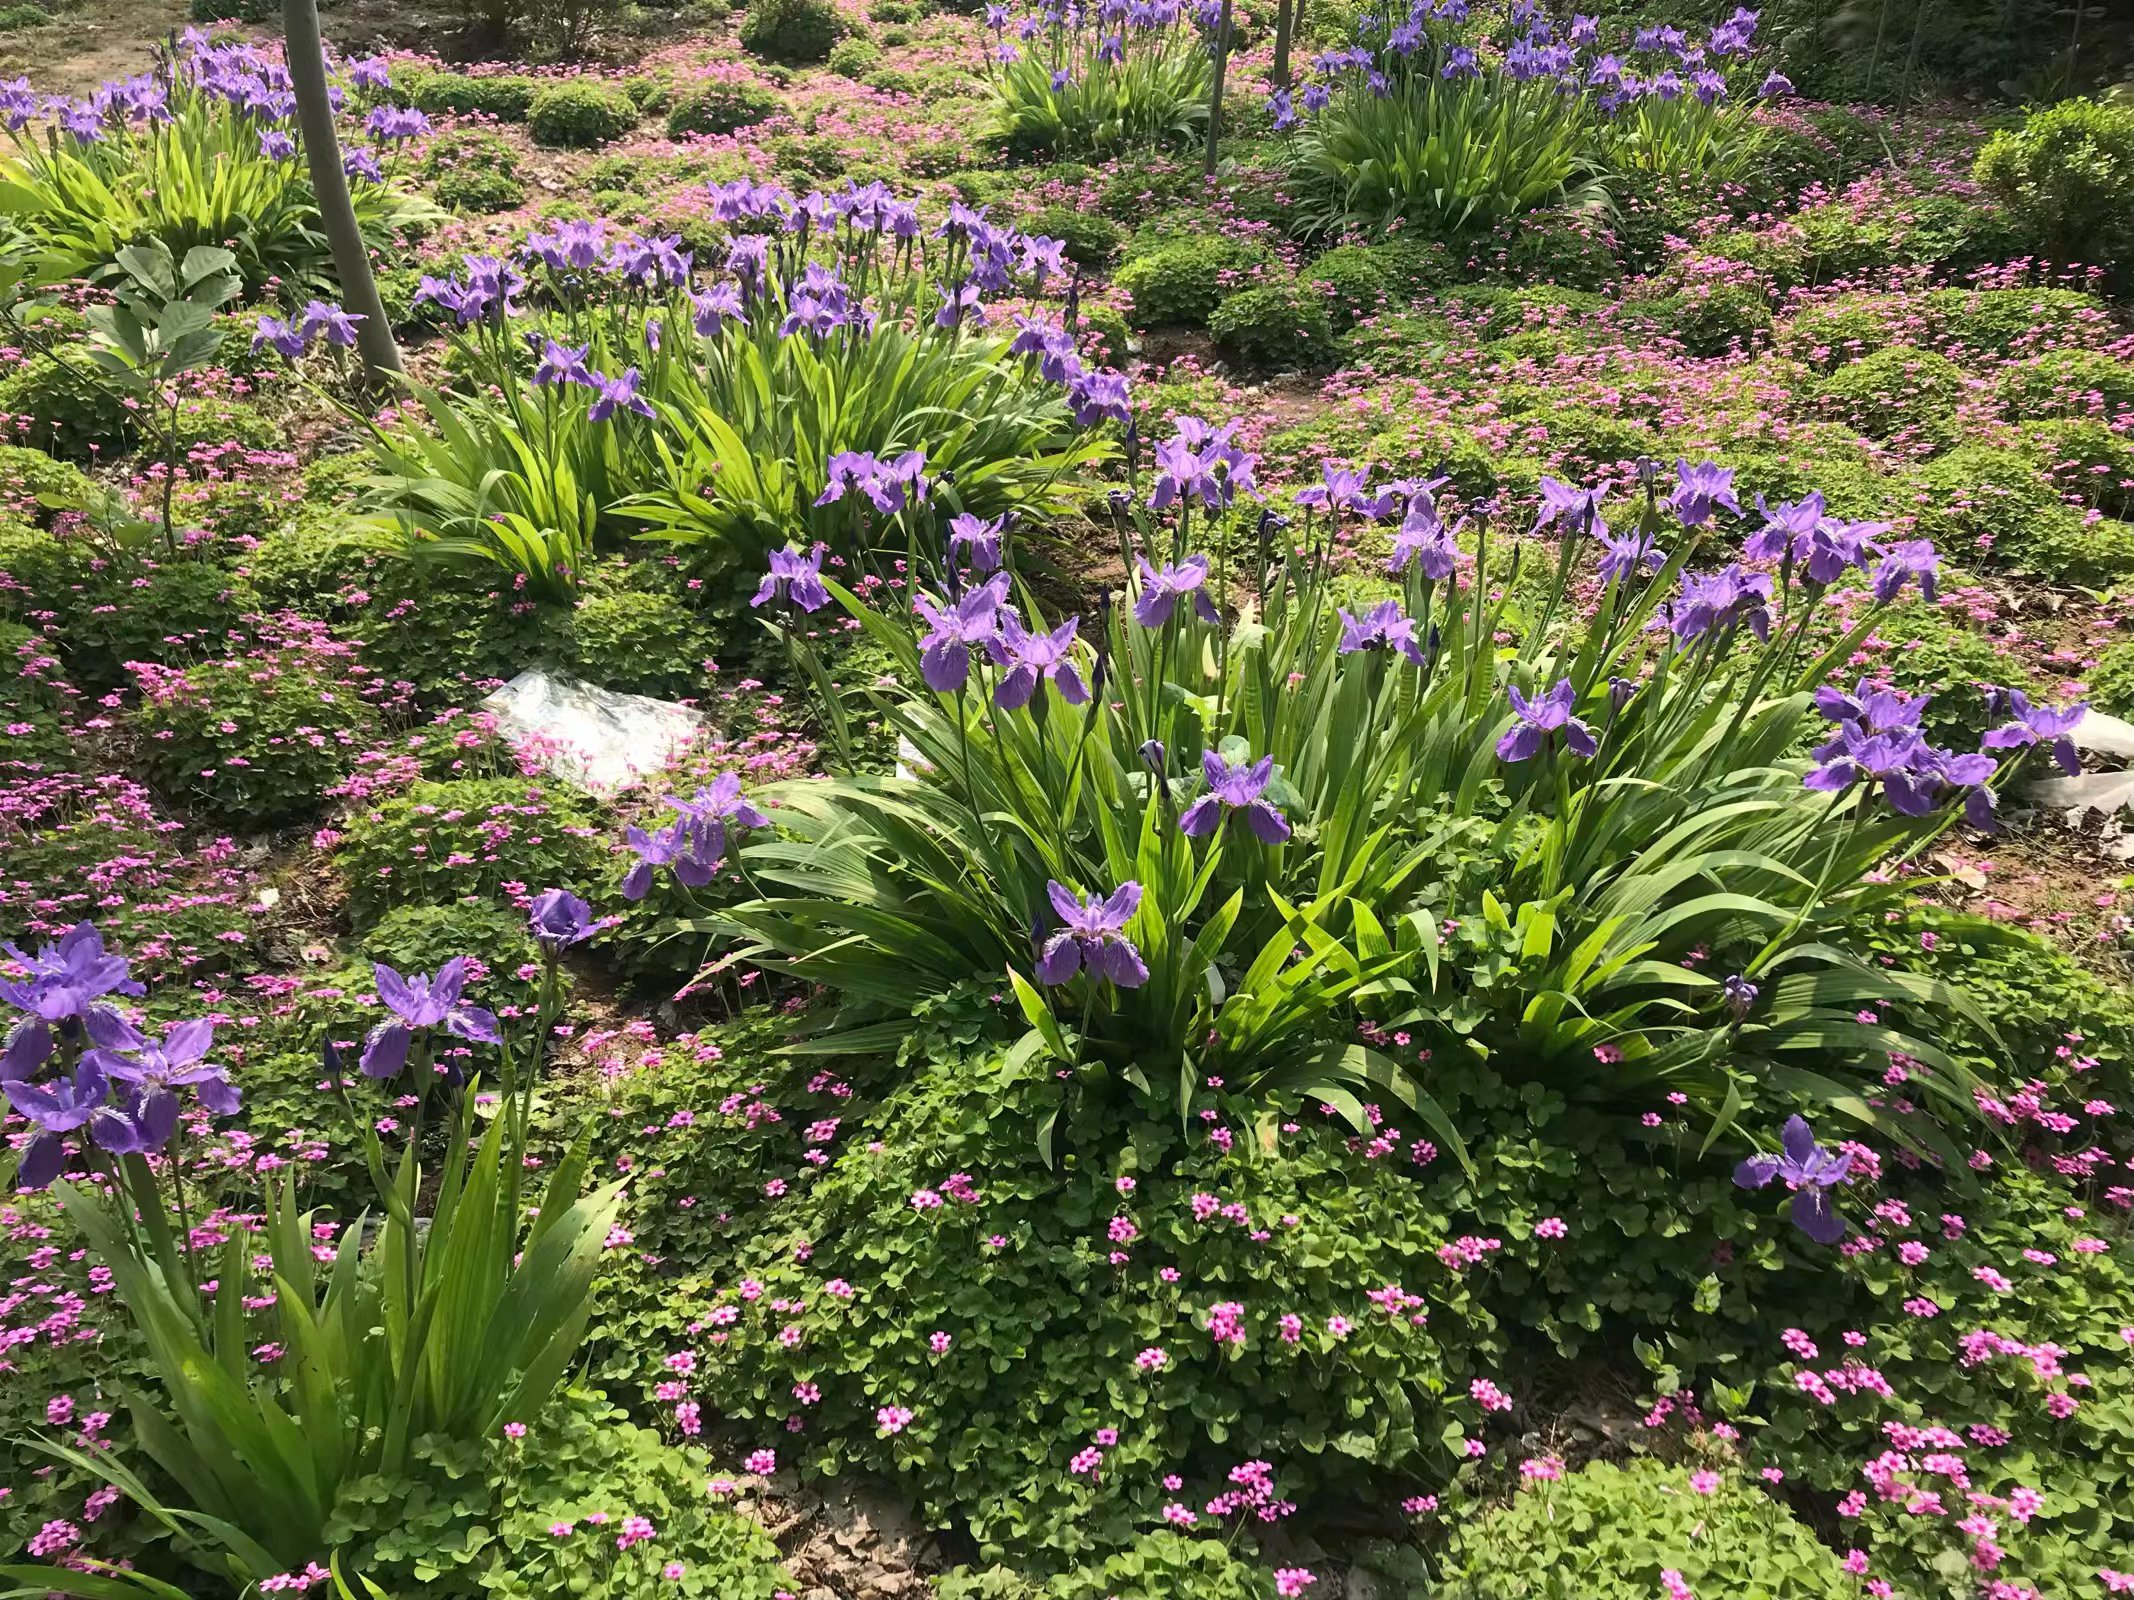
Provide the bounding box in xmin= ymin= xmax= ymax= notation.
xmin=481 ymin=670 xmax=704 ymax=794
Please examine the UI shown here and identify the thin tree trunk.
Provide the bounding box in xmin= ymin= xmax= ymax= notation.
xmin=283 ymin=0 xmax=403 ymax=384
xmin=1204 ymin=0 xmax=1234 ymax=179
xmin=1272 ymin=0 xmax=1294 ymax=87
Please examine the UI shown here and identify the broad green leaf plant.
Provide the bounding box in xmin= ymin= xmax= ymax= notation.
xmin=0 ymin=35 xmax=437 ymax=291
xmin=348 ymin=186 xmax=1114 ymax=601
xmin=0 ymin=903 xmax=621 ymax=1595
xmin=679 ymin=427 xmax=2054 ymax=1162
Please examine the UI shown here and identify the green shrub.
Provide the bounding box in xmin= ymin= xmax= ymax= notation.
xmin=424 ymin=128 xmax=526 ymax=214
xmin=1115 ymin=237 xmax=1271 ymax=328
xmin=1908 ymin=443 xmax=2134 ymax=584
xmin=665 ymin=78 xmax=783 ymax=138
xmin=1438 ymin=1459 xmax=1854 ymax=1600
xmin=863 ymin=65 xmax=918 ymax=94
xmin=1443 ymin=283 xmax=1603 ymax=342
xmin=2025 ymin=417 xmax=2134 ymax=518
xmin=1491 ymin=206 xmax=1624 ymax=292
xmin=0 ymin=524 xmax=88 ymax=624
xmin=129 ymin=628 xmax=387 ymax=827
xmin=1995 ymin=348 xmax=2134 ymax=422
xmin=623 ymin=74 xmax=671 ymax=112
xmin=1502 ymin=403 xmax=1656 ymax=476
xmin=1631 ymin=281 xmax=1773 ymax=358
xmin=0 ymin=618 xmax=69 ymax=761
xmin=904 ymin=135 xmax=974 ymax=178
xmin=1818 ymin=344 xmax=1967 ymax=445
xmin=0 ymin=351 xmax=136 ymax=459
xmin=655 ymin=1041 xmax=1496 ymax=1567
xmin=527 ymin=82 xmax=640 ymax=148
xmin=402 ymin=71 xmax=542 ymax=121
xmin=1028 ymin=205 xmax=1121 ymax=269
xmin=1050 ymin=1533 xmax=1275 ymax=1599
xmin=558 ymin=577 xmax=716 ymax=700
xmin=245 ymin=519 xmax=550 ymax=701
xmin=330 ymin=1386 xmax=791 ymax=1600
xmin=1926 ymin=285 xmax=2115 ymax=357
xmin=869 ymin=0 xmax=919 ymax=17
xmin=1776 ymin=290 xmax=1913 ymax=371
xmin=2085 ymin=637 xmax=2134 ymax=718
xmin=0 ymin=443 xmax=90 ymax=524
xmin=336 ymin=775 xmax=605 ymax=927
xmin=1077 ymin=302 xmax=1132 ymax=368
xmin=1208 ymin=279 xmax=1335 ymax=373
xmin=1304 ymin=243 xmax=1395 ymax=330
xmin=67 ymin=558 xmax=262 ymax=691
xmin=2003 ymin=507 xmax=2134 ymax=586
xmin=826 ymin=33 xmax=882 ymax=75
xmin=739 ymin=0 xmax=850 ymax=64
xmin=1974 ymin=95 xmax=2134 ymax=271
xmin=0 ymin=6 xmax=51 ymax=32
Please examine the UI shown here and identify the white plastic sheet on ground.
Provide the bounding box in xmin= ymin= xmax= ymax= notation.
xmin=481 ymin=670 xmax=704 ymax=794
xmin=2025 ymin=708 xmax=2134 ymax=856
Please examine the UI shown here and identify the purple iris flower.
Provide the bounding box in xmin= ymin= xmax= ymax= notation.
xmin=1758 ymin=70 xmax=1793 ymax=96
xmin=1390 ymin=499 xmax=1467 ymax=580
xmin=1814 ymin=678 xmax=1928 ymax=735
xmin=1295 ymin=464 xmax=1374 ymax=514
xmin=359 ymin=958 xmax=501 ymax=1080
xmin=949 ymin=513 xmax=1007 ymax=576
xmin=680 ymin=773 xmax=771 ymax=841
xmin=691 ymin=284 xmax=747 ymax=336
xmin=1035 ymin=882 xmax=1148 ymax=988
xmin=1804 ymin=724 xmax=1951 ymax=816
xmin=1982 ymin=690 xmax=2086 ymax=776
xmin=5 ymin=1061 xmax=107 ymax=1189
xmin=1669 ymin=459 xmax=1740 ymax=526
xmin=347 ymin=55 xmax=392 ymax=89
xmin=817 ymin=450 xmax=929 ymax=516
xmin=991 ymin=615 xmax=1088 ymax=711
xmin=1497 ymin=679 xmax=1597 ymax=763
xmin=1337 ymin=601 xmax=1427 ymax=666
xmin=607 ymin=232 xmax=693 ymax=288
xmin=1735 ymin=1114 xmax=1852 ymax=1244
xmin=528 ymin=889 xmax=596 ymax=952
xmin=83 ymin=1014 xmax=239 ymax=1121
xmin=1067 ymin=369 xmax=1133 ymax=428
xmin=916 ymin=573 xmax=1009 ymax=693
xmin=752 ymin=543 xmax=831 ymax=612
xmin=1722 ymin=973 xmax=1757 ymax=1022
xmin=587 ymin=368 xmax=653 ymax=423
xmin=1871 ymin=540 xmax=1940 ymax=604
xmin=1131 ymin=555 xmax=1220 ymax=628
xmin=1533 ymin=477 xmax=1607 ymax=536
xmin=344 ymin=148 xmax=384 ymax=183
xmin=365 ymin=104 xmax=429 ymax=141
xmin=525 ymin=219 xmax=609 ymax=272
xmin=0 ymin=922 xmax=141 ymax=1029
xmin=1597 ymin=528 xmax=1662 ymax=584
xmin=1667 ymin=565 xmax=1773 ymax=643
xmin=1149 ymin=418 xmax=1255 ymax=511
xmin=533 ymin=339 xmax=594 ymax=389
xmin=1180 ymin=751 xmax=1291 ymax=843
xmin=251 ymin=316 xmax=306 ymax=359
xmin=621 ymin=819 xmax=692 ymax=901
xmin=299 ymin=301 xmax=364 ymax=349
xmin=258 ymin=130 xmax=296 ymax=160
xmin=1269 ymin=89 xmax=1296 ymax=130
